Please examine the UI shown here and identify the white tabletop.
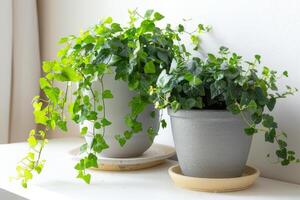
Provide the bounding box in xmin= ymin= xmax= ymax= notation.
xmin=0 ymin=137 xmax=300 ymax=200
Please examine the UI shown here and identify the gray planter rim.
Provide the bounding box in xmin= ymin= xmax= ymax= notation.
xmin=168 ymin=108 xmax=243 ymax=121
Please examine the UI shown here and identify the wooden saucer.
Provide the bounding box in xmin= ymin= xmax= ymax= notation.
xmin=168 ymin=164 xmax=260 ymax=192
xmin=69 ymin=144 xmax=175 ymax=171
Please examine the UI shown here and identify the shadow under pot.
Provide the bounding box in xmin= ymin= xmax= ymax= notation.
xmin=82 ymin=74 xmax=159 ymax=158
xmin=168 ymin=108 xmax=252 ymax=178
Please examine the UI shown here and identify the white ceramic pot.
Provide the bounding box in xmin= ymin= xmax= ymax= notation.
xmin=82 ymin=74 xmax=159 ymax=158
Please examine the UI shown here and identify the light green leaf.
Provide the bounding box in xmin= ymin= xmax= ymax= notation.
xmin=144 ymin=61 xmax=156 ymax=74
xmin=27 ymin=136 xmax=37 ymax=148
xmin=102 ymin=90 xmax=113 ymax=99
xmin=80 ymin=127 xmax=88 ymax=136
xmin=153 ymin=12 xmax=164 ymax=21
xmin=39 ymin=78 xmax=51 ymax=89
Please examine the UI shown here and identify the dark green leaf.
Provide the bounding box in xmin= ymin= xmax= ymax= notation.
xmin=161 ymin=119 xmax=167 ymax=128
xmin=276 ymin=148 xmax=287 ymax=159
xmin=266 ymin=97 xmax=276 ymax=111
xmin=244 ymin=127 xmax=257 ymax=135
xmin=101 ymin=118 xmax=112 ymax=126
xmin=265 ymin=128 xmax=276 ymax=143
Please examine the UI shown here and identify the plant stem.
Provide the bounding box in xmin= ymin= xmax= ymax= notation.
xmin=99 ymin=75 xmax=106 ymax=136
xmin=61 ymin=83 xmax=69 ymax=118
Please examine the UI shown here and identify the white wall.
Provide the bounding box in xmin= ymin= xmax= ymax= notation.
xmin=38 ymin=0 xmax=300 ymax=184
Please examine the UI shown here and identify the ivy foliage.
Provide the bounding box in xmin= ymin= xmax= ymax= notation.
xmin=151 ymin=46 xmax=298 ymax=165
xmin=14 ymin=9 xmax=207 ymax=187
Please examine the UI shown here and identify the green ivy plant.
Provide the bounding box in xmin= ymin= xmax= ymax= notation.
xmin=151 ymin=46 xmax=298 ymax=165
xmin=13 ymin=9 xmax=208 ymax=187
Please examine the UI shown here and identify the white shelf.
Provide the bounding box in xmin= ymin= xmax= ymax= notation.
xmin=0 ymin=138 xmax=299 ymax=200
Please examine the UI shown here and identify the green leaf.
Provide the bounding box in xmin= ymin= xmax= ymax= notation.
xmin=262 ymin=114 xmax=277 ymax=128
xmin=83 ymin=95 xmax=90 ymax=105
xmin=147 ymin=127 xmax=157 ymax=141
xmin=57 ymin=120 xmax=67 ymax=131
xmin=94 ymin=122 xmax=101 ymax=129
xmin=102 ymin=90 xmax=113 ymax=99
xmin=54 ymin=68 xmax=82 ymax=82
xmin=129 ymin=96 xmax=147 ymax=117
xmin=103 ymin=17 xmax=113 ymax=24
xmin=265 ymin=128 xmax=276 ymax=143
xmin=115 ymin=135 xmax=126 ymax=147
xmin=140 ymin=20 xmax=155 ymax=33
xmin=182 ymin=98 xmax=196 ymax=109
xmin=132 ymin=120 xmax=143 ymax=133
xmin=92 ymin=135 xmax=109 ymax=153
xmin=27 ymin=136 xmax=37 ymax=148
xmin=251 ymin=112 xmax=263 ymax=124
xmin=33 ymin=102 xmax=48 ymax=125
xmin=197 ymin=24 xmax=205 ymax=33
xmin=144 ymin=9 xmax=154 ymax=18
xmin=262 ymin=67 xmax=269 ymax=76
xmin=80 ymin=127 xmax=88 ymax=136
xmin=227 ymin=104 xmax=240 ymax=114
xmin=86 ymin=153 xmax=98 ymax=168
xmin=278 ymin=140 xmax=287 ymax=148
xmin=276 ymin=148 xmax=287 ymax=159
xmin=77 ymin=172 xmax=91 ymax=184
xmin=144 ymin=61 xmax=156 ymax=74
xmin=195 ymin=97 xmax=203 ymax=109
xmin=281 ymin=159 xmax=290 ymax=166
xmin=244 ymin=127 xmax=257 ymax=135
xmin=58 ymin=37 xmax=69 ymax=44
xmin=124 ymin=130 xmax=133 ymax=140
xmin=283 ymin=70 xmax=288 ymax=77
xmin=87 ymin=111 xmax=97 ymax=120
xmin=34 ymin=165 xmax=43 ymax=174
xmin=153 ymin=12 xmax=164 ymax=21
xmin=156 ymin=70 xmax=172 ymax=88
xmin=80 ymin=143 xmax=88 ymax=153
xmin=247 ymin=100 xmax=257 ymax=112
xmin=161 ymin=119 xmax=167 ymax=129
xmin=184 ymin=73 xmax=202 ymax=86
xmin=191 ymin=35 xmax=200 ymax=48
xmin=44 ymin=87 xmax=60 ymax=104
xmin=255 ymin=54 xmax=261 ymax=64
xmin=101 ymin=118 xmax=112 ymax=127
xmin=266 ymin=97 xmax=276 ymax=111
xmin=171 ymin=101 xmax=180 ymax=111
xmin=97 ymin=105 xmax=103 ymax=111
xmin=178 ymin=24 xmax=184 ymax=32
xmin=157 ymin=51 xmax=169 ymax=65
xmin=111 ymin=23 xmax=122 ymax=32
xmin=39 ymin=78 xmax=51 ymax=89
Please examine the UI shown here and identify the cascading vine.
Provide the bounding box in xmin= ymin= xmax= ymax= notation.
xmin=14 ymin=9 xmax=209 ymax=187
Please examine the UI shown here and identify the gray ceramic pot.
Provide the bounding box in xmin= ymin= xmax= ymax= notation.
xmin=82 ymin=73 xmax=159 ymax=158
xmin=168 ymin=109 xmax=252 ymax=178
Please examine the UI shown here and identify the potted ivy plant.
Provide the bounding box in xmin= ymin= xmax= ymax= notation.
xmin=14 ymin=9 xmax=207 ymax=187
xmin=151 ymin=46 xmax=298 ymax=178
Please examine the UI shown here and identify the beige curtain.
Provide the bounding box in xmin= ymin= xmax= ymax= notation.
xmin=0 ymin=0 xmax=41 ymax=143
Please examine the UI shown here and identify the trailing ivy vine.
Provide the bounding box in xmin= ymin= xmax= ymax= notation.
xmin=13 ymin=9 xmax=208 ymax=187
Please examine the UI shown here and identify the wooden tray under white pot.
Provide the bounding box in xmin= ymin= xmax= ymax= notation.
xmin=69 ymin=143 xmax=175 ymax=171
